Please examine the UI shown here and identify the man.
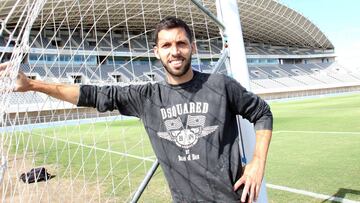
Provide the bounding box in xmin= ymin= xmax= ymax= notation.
xmin=3 ymin=17 xmax=272 ymax=202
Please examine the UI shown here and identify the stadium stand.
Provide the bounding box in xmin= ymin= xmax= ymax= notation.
xmin=16 ymin=61 xmax=360 ymax=102
xmin=8 ymin=92 xmax=45 ymax=105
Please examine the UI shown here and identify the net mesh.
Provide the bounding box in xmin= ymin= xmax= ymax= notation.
xmin=0 ymin=0 xmax=226 ymax=202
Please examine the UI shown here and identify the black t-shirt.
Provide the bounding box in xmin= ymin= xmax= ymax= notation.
xmin=77 ymin=71 xmax=273 ymax=202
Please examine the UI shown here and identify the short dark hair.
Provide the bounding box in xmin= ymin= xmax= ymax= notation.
xmin=154 ymin=16 xmax=193 ymax=45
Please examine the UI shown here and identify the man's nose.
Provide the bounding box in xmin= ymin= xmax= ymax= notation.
xmin=170 ymin=45 xmax=180 ymax=55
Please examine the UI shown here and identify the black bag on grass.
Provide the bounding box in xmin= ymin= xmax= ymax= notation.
xmin=20 ymin=167 xmax=51 ymax=184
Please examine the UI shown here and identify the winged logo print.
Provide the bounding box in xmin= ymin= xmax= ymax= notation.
xmin=157 ymin=115 xmax=218 ymax=149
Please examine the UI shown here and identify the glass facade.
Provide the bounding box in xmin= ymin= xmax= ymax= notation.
xmin=247 ymin=58 xmax=279 ymax=64
xmin=28 ymin=54 xmax=97 ymax=65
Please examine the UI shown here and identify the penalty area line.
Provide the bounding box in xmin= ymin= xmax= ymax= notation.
xmin=267 ymin=183 xmax=360 ymax=203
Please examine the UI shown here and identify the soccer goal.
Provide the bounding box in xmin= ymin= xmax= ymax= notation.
xmin=0 ymin=0 xmax=232 ymax=202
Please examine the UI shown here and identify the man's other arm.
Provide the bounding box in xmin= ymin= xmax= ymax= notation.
xmin=224 ymin=76 xmax=273 ymax=203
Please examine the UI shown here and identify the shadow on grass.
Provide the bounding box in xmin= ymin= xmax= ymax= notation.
xmin=321 ymin=188 xmax=360 ymax=202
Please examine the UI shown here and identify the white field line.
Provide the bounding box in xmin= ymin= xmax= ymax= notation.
xmin=267 ymin=184 xmax=360 ymax=203
xmin=274 ymin=130 xmax=360 ymax=135
xmin=40 ymin=134 xmax=155 ymax=162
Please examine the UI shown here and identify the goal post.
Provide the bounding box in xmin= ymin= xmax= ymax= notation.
xmin=216 ymin=0 xmax=268 ymax=202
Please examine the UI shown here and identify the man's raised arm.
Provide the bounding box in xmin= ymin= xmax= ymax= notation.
xmin=0 ymin=63 xmax=80 ymax=105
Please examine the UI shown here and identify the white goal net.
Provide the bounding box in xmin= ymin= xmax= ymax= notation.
xmin=0 ymin=0 xmax=226 ymax=202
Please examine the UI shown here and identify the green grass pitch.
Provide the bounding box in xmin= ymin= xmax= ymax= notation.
xmin=9 ymin=93 xmax=360 ymax=202
xmin=266 ymin=93 xmax=360 ymax=202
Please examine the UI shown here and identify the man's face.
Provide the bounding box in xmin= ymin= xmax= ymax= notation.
xmin=154 ymin=27 xmax=196 ymax=79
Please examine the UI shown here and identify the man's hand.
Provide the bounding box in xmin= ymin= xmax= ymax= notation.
xmin=14 ymin=71 xmax=31 ymax=92
xmin=233 ymin=129 xmax=272 ymax=203
xmin=234 ymin=157 xmax=265 ymax=203
xmin=0 ymin=62 xmax=32 ymax=92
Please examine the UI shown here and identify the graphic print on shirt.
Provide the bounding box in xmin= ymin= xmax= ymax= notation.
xmin=157 ymin=102 xmax=218 ymax=161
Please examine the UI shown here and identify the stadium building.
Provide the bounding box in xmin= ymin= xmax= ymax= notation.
xmin=1 ymin=0 xmax=359 ymax=104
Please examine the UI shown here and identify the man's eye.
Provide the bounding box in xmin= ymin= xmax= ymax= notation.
xmin=162 ymin=44 xmax=170 ymax=48
xmin=178 ymin=42 xmax=187 ymax=47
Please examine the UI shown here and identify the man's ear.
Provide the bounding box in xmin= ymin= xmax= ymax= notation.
xmin=191 ymin=41 xmax=197 ymax=55
xmin=154 ymin=46 xmax=160 ymax=59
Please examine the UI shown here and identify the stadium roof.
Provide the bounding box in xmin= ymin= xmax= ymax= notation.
xmin=0 ymin=0 xmax=333 ymax=49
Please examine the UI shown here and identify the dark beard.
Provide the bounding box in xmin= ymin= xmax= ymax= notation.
xmin=161 ymin=56 xmax=192 ymax=78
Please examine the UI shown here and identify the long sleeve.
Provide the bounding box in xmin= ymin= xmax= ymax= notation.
xmin=225 ymin=77 xmax=273 ymax=131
